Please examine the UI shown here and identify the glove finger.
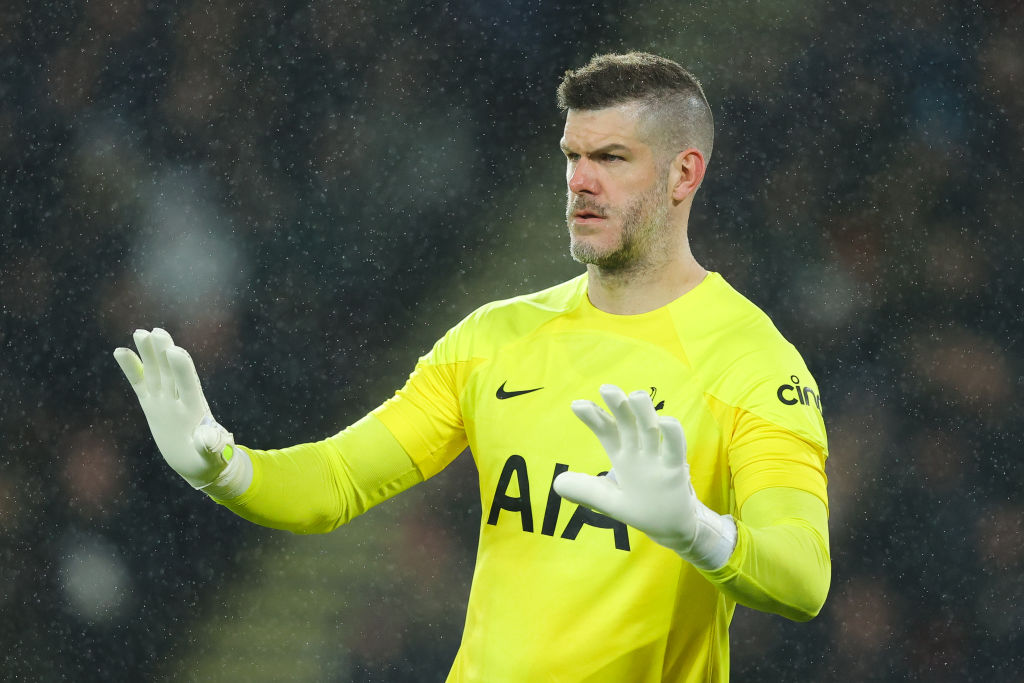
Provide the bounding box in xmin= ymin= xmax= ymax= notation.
xmin=150 ymin=328 xmax=176 ymax=398
xmin=599 ymin=384 xmax=638 ymax=451
xmin=628 ymin=389 xmax=661 ymax=455
xmin=552 ymin=470 xmax=622 ymax=518
xmin=658 ymin=416 xmax=688 ymax=468
xmin=134 ymin=329 xmax=162 ymax=394
xmin=113 ymin=347 xmax=146 ymax=397
xmin=571 ymin=400 xmax=620 ymax=455
xmin=166 ymin=346 xmax=208 ymax=414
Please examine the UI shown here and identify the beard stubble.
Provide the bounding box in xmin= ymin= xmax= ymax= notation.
xmin=567 ymin=181 xmax=671 ymax=274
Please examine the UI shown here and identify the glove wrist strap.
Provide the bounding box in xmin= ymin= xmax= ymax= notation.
xmin=198 ymin=445 xmax=254 ymax=500
xmin=672 ymin=506 xmax=738 ymax=571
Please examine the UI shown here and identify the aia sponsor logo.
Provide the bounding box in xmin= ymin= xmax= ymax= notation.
xmin=487 ymin=456 xmax=631 ymax=551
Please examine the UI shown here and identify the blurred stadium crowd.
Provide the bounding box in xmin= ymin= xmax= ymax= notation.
xmin=1 ymin=1 xmax=1021 ymax=681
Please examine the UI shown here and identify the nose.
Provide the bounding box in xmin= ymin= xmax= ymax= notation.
xmin=567 ymin=158 xmax=599 ymax=196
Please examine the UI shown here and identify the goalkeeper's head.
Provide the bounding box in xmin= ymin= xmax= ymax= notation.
xmin=556 ymin=53 xmax=714 ymax=274
xmin=556 ymin=52 xmax=714 ymax=175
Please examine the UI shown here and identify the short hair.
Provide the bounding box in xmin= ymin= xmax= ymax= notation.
xmin=556 ymin=52 xmax=714 ymax=164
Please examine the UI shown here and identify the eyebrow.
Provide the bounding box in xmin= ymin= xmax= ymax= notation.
xmin=559 ymin=142 xmax=633 ymax=156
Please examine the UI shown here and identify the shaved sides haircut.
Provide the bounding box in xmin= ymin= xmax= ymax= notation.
xmin=557 ymin=52 xmax=714 ymax=167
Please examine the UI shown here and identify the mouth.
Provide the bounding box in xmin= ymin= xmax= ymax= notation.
xmin=572 ymin=209 xmax=607 ymax=224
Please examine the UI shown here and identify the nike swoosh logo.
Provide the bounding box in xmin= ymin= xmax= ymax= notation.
xmin=496 ymin=381 xmax=543 ymax=400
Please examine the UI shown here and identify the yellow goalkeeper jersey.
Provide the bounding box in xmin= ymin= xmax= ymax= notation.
xmin=371 ymin=271 xmax=829 ymax=683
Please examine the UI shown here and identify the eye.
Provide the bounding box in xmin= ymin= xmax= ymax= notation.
xmin=602 ymin=153 xmax=623 ymax=162
xmin=564 ymin=152 xmax=580 ymax=161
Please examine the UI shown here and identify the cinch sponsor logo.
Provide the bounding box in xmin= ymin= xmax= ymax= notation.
xmin=486 ymin=455 xmax=631 ymax=551
xmin=777 ymin=375 xmax=822 ymax=411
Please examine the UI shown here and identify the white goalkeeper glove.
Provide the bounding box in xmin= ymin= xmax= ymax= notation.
xmin=113 ymin=328 xmax=252 ymax=497
xmin=553 ymin=384 xmax=737 ymax=571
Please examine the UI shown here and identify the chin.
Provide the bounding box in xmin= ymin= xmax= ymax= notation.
xmin=570 ymin=238 xmax=618 ymax=265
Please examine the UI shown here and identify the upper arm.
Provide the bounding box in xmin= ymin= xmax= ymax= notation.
xmin=372 ymin=356 xmax=481 ymax=480
xmin=729 ymin=408 xmax=829 ymax=513
xmin=371 ymin=312 xmax=489 ymax=479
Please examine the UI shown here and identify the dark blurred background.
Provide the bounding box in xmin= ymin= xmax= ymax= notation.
xmin=1 ymin=1 xmax=1021 ymax=681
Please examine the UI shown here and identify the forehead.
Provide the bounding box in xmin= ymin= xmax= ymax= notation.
xmin=560 ymin=103 xmax=647 ymax=151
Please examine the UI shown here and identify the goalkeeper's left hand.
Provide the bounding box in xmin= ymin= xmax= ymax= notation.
xmin=553 ymin=384 xmax=737 ymax=570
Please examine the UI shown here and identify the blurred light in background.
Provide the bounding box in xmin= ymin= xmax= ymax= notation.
xmin=58 ymin=532 xmax=132 ymax=623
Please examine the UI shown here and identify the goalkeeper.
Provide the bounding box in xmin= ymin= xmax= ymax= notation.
xmin=115 ymin=52 xmax=830 ymax=682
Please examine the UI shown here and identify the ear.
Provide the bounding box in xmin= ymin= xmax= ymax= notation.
xmin=669 ymin=148 xmax=706 ymax=202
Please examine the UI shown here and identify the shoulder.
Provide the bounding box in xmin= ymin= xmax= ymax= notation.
xmin=426 ymin=275 xmax=588 ymax=364
xmin=677 ymin=273 xmax=797 ymax=366
xmin=466 ymin=274 xmax=588 ymax=328
xmin=680 ymin=274 xmax=828 ymax=449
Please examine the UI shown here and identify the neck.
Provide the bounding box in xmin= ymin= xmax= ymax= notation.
xmin=586 ymin=248 xmax=707 ymax=315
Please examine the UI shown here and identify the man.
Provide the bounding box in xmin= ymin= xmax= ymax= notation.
xmin=115 ymin=52 xmax=830 ymax=682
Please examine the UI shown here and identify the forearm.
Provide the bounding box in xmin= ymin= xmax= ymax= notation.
xmin=699 ymin=487 xmax=830 ymax=621
xmin=208 ymin=415 xmax=423 ymax=534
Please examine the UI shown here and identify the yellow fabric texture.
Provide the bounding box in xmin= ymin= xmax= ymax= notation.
xmin=214 ymin=272 xmax=830 ymax=682
xmin=701 ymin=486 xmax=830 ymax=622
xmin=211 ymin=414 xmax=421 ymax=534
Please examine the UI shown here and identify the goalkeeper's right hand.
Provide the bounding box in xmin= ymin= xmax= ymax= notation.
xmin=113 ymin=328 xmax=252 ymax=497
